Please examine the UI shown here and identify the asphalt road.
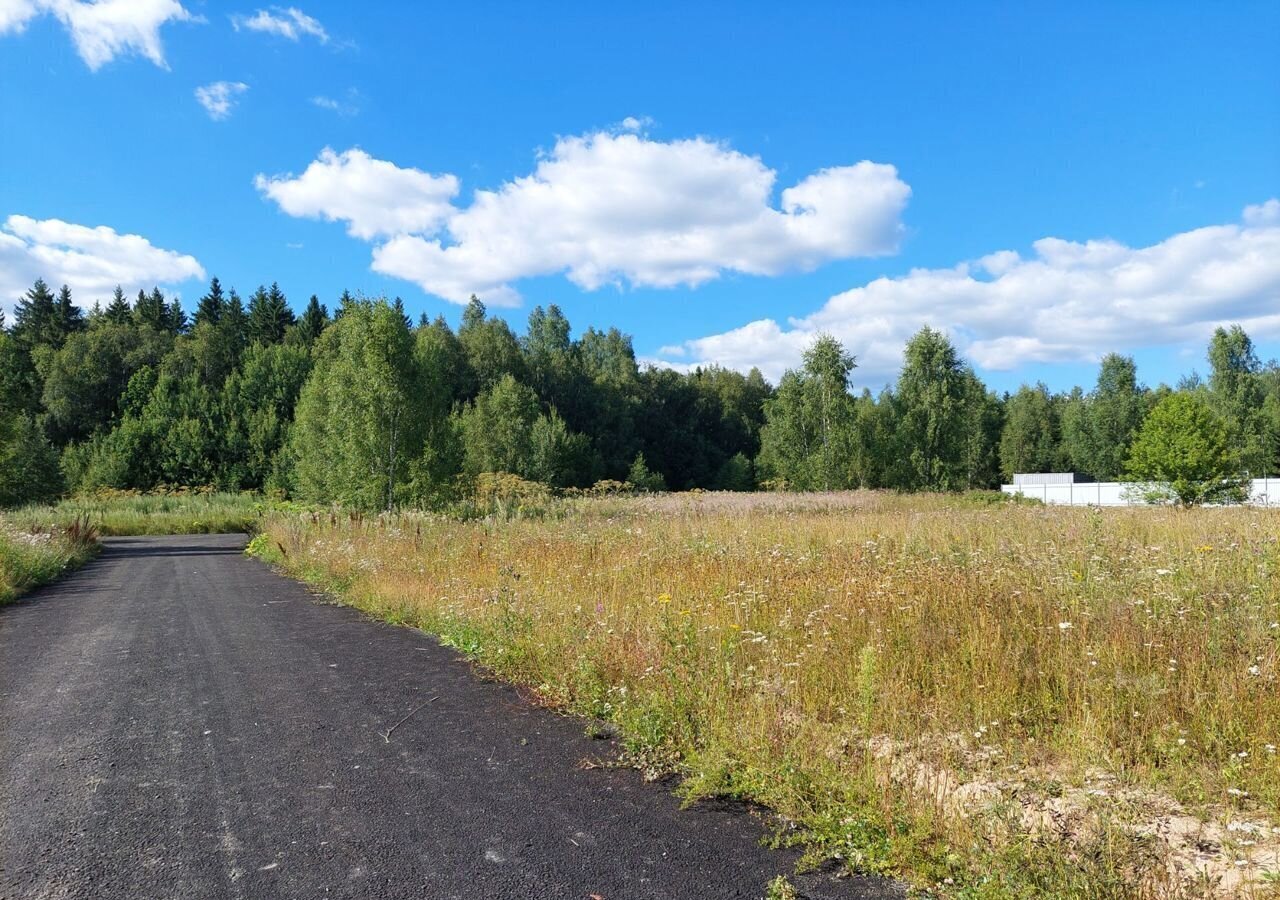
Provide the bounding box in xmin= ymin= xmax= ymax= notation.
xmin=0 ymin=534 xmax=901 ymax=900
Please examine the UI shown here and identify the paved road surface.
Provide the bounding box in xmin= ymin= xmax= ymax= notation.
xmin=0 ymin=534 xmax=901 ymax=900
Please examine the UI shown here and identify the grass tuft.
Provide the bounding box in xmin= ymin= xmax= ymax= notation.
xmin=0 ymin=516 xmax=99 ymax=605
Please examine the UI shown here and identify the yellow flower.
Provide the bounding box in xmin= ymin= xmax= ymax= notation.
xmin=1197 ymin=545 xmax=1214 ymax=553
xmin=657 ymin=592 xmax=672 ymax=604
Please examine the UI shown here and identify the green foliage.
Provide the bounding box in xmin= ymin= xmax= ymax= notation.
xmin=894 ymin=327 xmax=972 ymax=490
xmin=1125 ymin=392 xmax=1247 ymax=506
xmin=458 ymin=296 xmax=525 ymax=393
xmin=247 ymin=282 xmax=296 ymax=345
xmin=289 ymin=297 xmax=424 ymax=510
xmin=626 ymin=452 xmax=667 ymax=492
xmin=758 ymin=334 xmax=857 ymax=490
xmin=714 ymin=451 xmax=754 ymax=491
xmin=1207 ymin=324 xmax=1269 ymax=475
xmin=6 ymin=264 xmax=1277 ymax=511
xmin=36 ymin=320 xmax=171 ymax=443
xmin=460 ymin=374 xmax=541 ymax=477
xmin=1000 ymin=383 xmax=1058 ymax=480
xmin=0 ymin=413 xmax=63 ymax=507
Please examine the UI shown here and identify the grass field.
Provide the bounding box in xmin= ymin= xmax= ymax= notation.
xmin=7 ymin=490 xmax=267 ymax=536
xmin=0 ymin=518 xmax=99 ymax=605
xmin=252 ymin=491 xmax=1280 ymax=898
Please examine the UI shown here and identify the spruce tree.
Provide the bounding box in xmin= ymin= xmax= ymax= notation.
xmin=194 ymin=277 xmax=226 ymax=328
xmin=105 ymin=286 xmax=132 ymax=324
xmin=247 ymin=283 xmax=295 ymax=345
xmin=56 ymin=284 xmax=85 ymax=339
xmin=294 ymin=295 xmax=330 ymax=346
xmin=168 ymin=298 xmax=188 ymax=334
xmin=134 ymin=288 xmax=170 ymax=331
xmin=11 ymin=278 xmax=61 ymax=349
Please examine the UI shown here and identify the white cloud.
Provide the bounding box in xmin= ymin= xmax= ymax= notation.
xmin=254 ymin=148 xmax=460 ymax=241
xmin=311 ymin=88 xmax=359 ymax=116
xmin=0 ymin=1 xmax=38 ymax=34
xmin=656 ymin=202 xmax=1280 ymax=387
xmin=0 ymin=0 xmax=194 ymax=69
xmin=194 ymin=80 xmax=248 ymax=120
xmin=1244 ymin=199 xmax=1280 ymax=227
xmin=231 ymin=6 xmax=326 ymax=42
xmin=256 ymin=131 xmax=911 ymax=306
xmin=618 ymin=115 xmax=651 ymax=132
xmin=0 ymin=215 xmax=205 ymax=310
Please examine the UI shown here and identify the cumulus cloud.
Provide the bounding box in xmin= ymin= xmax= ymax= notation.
xmin=195 ymin=80 xmax=248 ymax=120
xmin=655 ymin=202 xmax=1280 ymax=387
xmin=254 ymin=148 xmax=460 ymax=241
xmin=231 ymin=6 xmax=326 ymax=42
xmin=1244 ymin=199 xmax=1280 ymax=227
xmin=0 ymin=215 xmax=205 ymax=310
xmin=257 ymin=131 xmax=911 ymax=306
xmin=0 ymin=0 xmax=194 ymax=70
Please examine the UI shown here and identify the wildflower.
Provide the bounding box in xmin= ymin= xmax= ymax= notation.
xmin=1197 ymin=545 xmax=1214 ymax=553
xmin=1058 ymin=621 xmax=1073 ymax=630
xmin=1248 ymin=665 xmax=1262 ymax=677
xmin=657 ymin=592 xmax=672 ymax=604
xmin=1155 ymin=568 xmax=1173 ymax=576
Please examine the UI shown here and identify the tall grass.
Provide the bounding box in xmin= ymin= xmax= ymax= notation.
xmin=9 ymin=490 xmax=267 ymax=535
xmin=0 ymin=517 xmax=99 ymax=605
xmin=253 ymin=492 xmax=1280 ymax=896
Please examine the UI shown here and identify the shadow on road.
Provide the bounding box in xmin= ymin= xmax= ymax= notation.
xmin=102 ymin=537 xmax=248 ymax=559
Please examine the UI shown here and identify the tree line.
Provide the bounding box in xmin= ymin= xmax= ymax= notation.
xmin=1 ymin=276 xmax=1277 ymax=509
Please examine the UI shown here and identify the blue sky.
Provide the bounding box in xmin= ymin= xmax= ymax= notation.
xmin=2 ymin=1 xmax=1277 ymax=392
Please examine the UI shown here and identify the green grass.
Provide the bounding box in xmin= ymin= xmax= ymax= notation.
xmin=8 ymin=490 xmax=268 ymax=536
xmin=0 ymin=518 xmax=99 ymax=605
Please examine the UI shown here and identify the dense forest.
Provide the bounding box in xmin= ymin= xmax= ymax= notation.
xmin=2 ymin=276 xmax=1278 ymax=509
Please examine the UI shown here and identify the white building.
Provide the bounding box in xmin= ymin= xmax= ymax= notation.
xmin=1001 ymin=473 xmax=1280 ymax=507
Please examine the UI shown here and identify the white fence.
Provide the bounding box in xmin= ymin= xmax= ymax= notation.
xmin=1001 ymin=478 xmax=1280 ymax=507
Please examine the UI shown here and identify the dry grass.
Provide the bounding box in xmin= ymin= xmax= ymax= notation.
xmin=0 ymin=517 xmax=99 ymax=605
xmin=254 ymin=491 xmax=1280 ymax=897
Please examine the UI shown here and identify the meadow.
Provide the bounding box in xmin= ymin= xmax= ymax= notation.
xmin=6 ymin=489 xmax=267 ymax=536
xmin=252 ymin=491 xmax=1280 ymax=898
xmin=0 ymin=517 xmax=98 ymax=605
